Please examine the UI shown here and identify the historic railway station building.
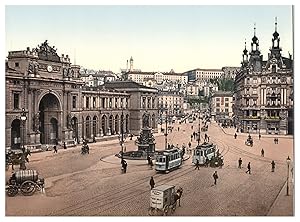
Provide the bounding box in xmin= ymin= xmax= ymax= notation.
xmin=5 ymin=41 xmax=158 ymax=151
xmin=234 ymin=20 xmax=293 ymax=135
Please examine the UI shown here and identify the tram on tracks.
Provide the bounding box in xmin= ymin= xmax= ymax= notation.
xmin=192 ymin=142 xmax=223 ymax=167
xmin=155 ymin=148 xmax=182 ymax=172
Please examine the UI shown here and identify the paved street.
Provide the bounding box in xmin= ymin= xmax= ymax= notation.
xmin=5 ymin=121 xmax=294 ymax=216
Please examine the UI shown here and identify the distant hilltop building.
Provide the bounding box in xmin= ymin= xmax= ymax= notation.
xmin=121 ymin=57 xmax=188 ymax=85
xmin=183 ymin=68 xmax=224 ymax=83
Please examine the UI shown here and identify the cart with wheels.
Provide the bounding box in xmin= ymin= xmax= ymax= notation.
xmin=6 ymin=169 xmax=45 ymax=197
xmin=148 ymin=184 xmax=181 ymax=216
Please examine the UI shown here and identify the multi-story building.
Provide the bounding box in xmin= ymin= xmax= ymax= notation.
xmin=157 ymin=91 xmax=184 ymax=116
xmin=102 ymin=81 xmax=158 ymax=135
xmin=123 ymin=70 xmax=188 ymax=85
xmin=121 ymin=58 xmax=188 ymax=85
xmin=5 ymin=41 xmax=152 ymax=151
xmin=210 ymin=91 xmax=234 ymax=121
xmin=80 ymin=69 xmax=117 ymax=87
xmin=234 ymin=21 xmax=293 ymax=135
xmin=184 ymin=68 xmax=224 ymax=83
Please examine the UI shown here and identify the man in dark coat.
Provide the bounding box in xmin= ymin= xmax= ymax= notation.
xmin=238 ymin=158 xmax=242 ymax=169
xmin=213 ymin=171 xmax=218 ymax=185
xmin=271 ymin=160 xmax=275 ymax=172
xmin=261 ymin=149 xmax=265 ymax=157
xmin=53 ymin=145 xmax=58 ymax=153
xmin=195 ymin=159 xmax=200 ymax=170
xmin=150 ymin=176 xmax=155 ymax=189
xmin=246 ymin=162 xmax=251 ymax=174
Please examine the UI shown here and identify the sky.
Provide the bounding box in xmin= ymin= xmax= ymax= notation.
xmin=5 ymin=5 xmax=293 ymax=73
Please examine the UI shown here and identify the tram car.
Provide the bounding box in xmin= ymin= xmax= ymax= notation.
xmin=192 ymin=142 xmax=218 ymax=165
xmin=155 ymin=148 xmax=182 ymax=172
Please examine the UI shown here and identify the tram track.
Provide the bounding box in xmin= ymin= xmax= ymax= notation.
xmin=48 ymin=122 xmax=287 ymax=216
xmin=50 ymin=162 xmax=195 ymax=215
xmin=211 ymin=127 xmax=286 ymax=165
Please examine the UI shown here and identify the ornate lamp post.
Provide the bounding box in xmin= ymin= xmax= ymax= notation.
xmin=286 ymin=156 xmax=291 ymax=196
xmin=20 ymin=108 xmax=27 ymax=170
xmin=20 ymin=108 xmax=27 ymax=152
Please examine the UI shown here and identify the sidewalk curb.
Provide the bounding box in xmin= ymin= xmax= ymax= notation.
xmin=267 ymin=180 xmax=293 ymax=216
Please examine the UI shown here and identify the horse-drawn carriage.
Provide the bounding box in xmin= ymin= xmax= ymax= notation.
xmin=6 ymin=169 xmax=45 ymax=197
xmin=149 ymin=185 xmax=183 ymax=216
xmin=6 ymin=149 xmax=31 ymax=170
xmin=81 ymin=144 xmax=90 ymax=154
xmin=245 ymin=137 xmax=253 ymax=147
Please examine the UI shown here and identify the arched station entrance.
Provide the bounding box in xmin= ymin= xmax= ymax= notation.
xmin=39 ymin=93 xmax=61 ymax=144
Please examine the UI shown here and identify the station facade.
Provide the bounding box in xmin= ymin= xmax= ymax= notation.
xmin=5 ymin=41 xmax=158 ymax=150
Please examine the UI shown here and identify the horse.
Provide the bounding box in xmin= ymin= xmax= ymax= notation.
xmin=6 ymin=150 xmax=31 ymax=170
xmin=174 ymin=187 xmax=183 ymax=207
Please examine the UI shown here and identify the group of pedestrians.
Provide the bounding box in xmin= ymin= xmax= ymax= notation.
xmin=237 ymin=157 xmax=276 ymax=174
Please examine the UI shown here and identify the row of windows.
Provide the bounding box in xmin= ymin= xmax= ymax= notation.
xmin=83 ymin=96 xmax=128 ymax=109
xmin=216 ymin=98 xmax=230 ymax=102
xmin=216 ymin=103 xmax=230 ymax=107
xmin=216 ymin=108 xmax=229 ymax=113
xmin=141 ymin=97 xmax=156 ymax=109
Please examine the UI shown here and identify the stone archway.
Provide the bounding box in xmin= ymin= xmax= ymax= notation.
xmin=102 ymin=115 xmax=107 ymax=135
xmin=11 ymin=119 xmax=21 ymax=149
xmin=109 ymin=115 xmax=114 ymax=135
xmin=86 ymin=116 xmax=91 ymax=139
xmin=152 ymin=114 xmax=156 ymax=129
xmin=38 ymin=93 xmax=61 ymax=144
xmin=115 ymin=115 xmax=119 ymax=134
xmin=71 ymin=117 xmax=78 ymax=142
xmin=93 ymin=116 xmax=97 ymax=137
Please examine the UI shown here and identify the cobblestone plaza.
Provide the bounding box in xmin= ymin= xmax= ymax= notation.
xmin=5 ymin=121 xmax=294 ymax=216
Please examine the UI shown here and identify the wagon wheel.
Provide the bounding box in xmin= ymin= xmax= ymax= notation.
xmin=6 ymin=185 xmax=18 ymax=197
xmin=20 ymin=181 xmax=36 ymax=196
xmin=163 ymin=205 xmax=170 ymax=216
xmin=170 ymin=202 xmax=177 ymax=214
xmin=148 ymin=208 xmax=156 ymax=216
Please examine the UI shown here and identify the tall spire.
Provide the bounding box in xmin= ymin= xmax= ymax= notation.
xmin=254 ymin=22 xmax=256 ymax=36
xmin=275 ymin=17 xmax=277 ymax=32
xmin=243 ymin=38 xmax=248 ymax=54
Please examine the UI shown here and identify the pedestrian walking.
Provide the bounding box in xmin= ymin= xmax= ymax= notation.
xmin=122 ymin=160 xmax=127 ymax=173
xmin=195 ymin=159 xmax=200 ymax=170
xmin=261 ymin=149 xmax=264 ymax=157
xmin=213 ymin=171 xmax=218 ymax=185
xmin=258 ymin=134 xmax=261 ymax=140
xmin=178 ymin=127 xmax=180 ymax=131
xmin=191 ymin=125 xmax=193 ymax=130
xmin=246 ymin=162 xmax=251 ymax=174
xmin=63 ymin=142 xmax=67 ymax=149
xmin=53 ymin=145 xmax=58 ymax=153
xmin=188 ymin=141 xmax=191 ymax=149
xmin=238 ymin=158 xmax=242 ymax=169
xmin=271 ymin=160 xmax=275 ymax=172
xmin=234 ymin=133 xmax=237 ymax=139
xmin=147 ymin=155 xmax=151 ymax=165
xmin=150 ymin=176 xmax=155 ymax=189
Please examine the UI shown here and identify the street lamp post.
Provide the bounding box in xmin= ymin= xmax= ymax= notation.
xmin=20 ymin=108 xmax=27 ymax=170
xmin=286 ymin=156 xmax=291 ymax=196
xmin=20 ymin=108 xmax=27 ymax=152
xmin=165 ymin=110 xmax=168 ymax=150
